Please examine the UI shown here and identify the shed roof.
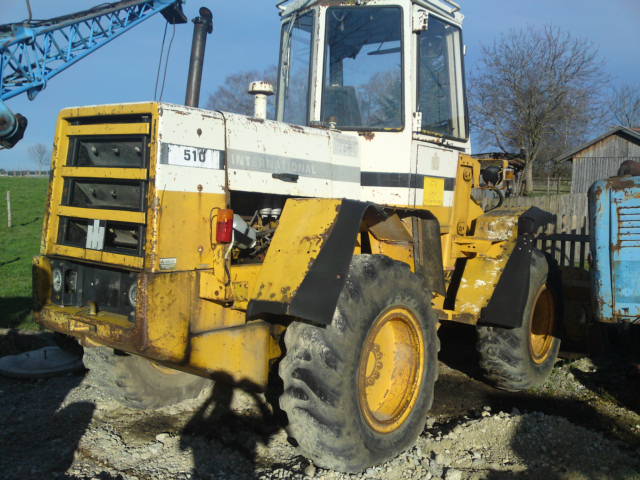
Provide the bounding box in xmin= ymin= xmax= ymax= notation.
xmin=556 ymin=126 xmax=640 ymax=162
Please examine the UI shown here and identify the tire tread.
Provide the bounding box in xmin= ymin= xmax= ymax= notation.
xmin=280 ymin=255 xmax=439 ymax=472
xmin=476 ymin=250 xmax=561 ymax=391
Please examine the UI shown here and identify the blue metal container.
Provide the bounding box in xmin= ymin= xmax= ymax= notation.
xmin=589 ymin=176 xmax=640 ymax=323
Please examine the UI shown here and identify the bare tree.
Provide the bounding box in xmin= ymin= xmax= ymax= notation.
xmin=206 ymin=66 xmax=277 ymax=118
xmin=358 ymin=70 xmax=402 ymax=127
xmin=470 ymin=26 xmax=607 ymax=194
xmin=28 ymin=143 xmax=50 ymax=172
xmin=609 ymin=84 xmax=640 ymax=127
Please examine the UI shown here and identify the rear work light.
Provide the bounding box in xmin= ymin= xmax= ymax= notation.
xmin=216 ymin=209 xmax=234 ymax=243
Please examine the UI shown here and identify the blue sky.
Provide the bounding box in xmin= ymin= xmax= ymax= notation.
xmin=1 ymin=0 xmax=638 ymax=169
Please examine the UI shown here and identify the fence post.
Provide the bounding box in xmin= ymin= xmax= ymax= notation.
xmin=6 ymin=190 xmax=12 ymax=228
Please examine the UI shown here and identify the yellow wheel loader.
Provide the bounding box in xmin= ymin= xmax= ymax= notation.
xmin=33 ymin=0 xmax=561 ymax=472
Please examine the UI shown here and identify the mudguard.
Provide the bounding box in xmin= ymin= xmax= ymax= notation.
xmin=479 ymin=207 xmax=555 ymax=328
xmin=247 ymin=198 xmax=426 ymax=325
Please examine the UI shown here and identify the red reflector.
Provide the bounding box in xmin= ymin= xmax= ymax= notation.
xmin=216 ymin=209 xmax=234 ymax=243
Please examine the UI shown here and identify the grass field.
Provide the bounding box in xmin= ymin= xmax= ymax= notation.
xmin=0 ymin=177 xmax=49 ymax=330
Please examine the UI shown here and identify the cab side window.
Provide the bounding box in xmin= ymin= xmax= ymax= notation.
xmin=417 ymin=17 xmax=466 ymax=139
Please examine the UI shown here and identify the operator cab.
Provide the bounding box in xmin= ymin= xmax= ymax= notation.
xmin=276 ymin=0 xmax=468 ymax=150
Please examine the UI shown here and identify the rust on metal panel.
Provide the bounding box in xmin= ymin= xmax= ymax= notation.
xmin=137 ymin=270 xmax=151 ymax=349
xmin=359 ymin=131 xmax=375 ymax=141
xmin=594 ymin=185 xmax=603 ymax=198
xmin=32 ymin=257 xmax=52 ymax=312
xmin=472 ymin=208 xmax=523 ymax=241
xmin=38 ymin=305 xmax=145 ymax=354
xmin=451 ymin=208 xmax=525 ymax=320
xmin=141 ymin=271 xmax=194 ymax=361
xmin=249 ymin=199 xmax=341 ymax=305
xmin=607 ymin=177 xmax=636 ymax=190
xmin=145 ymin=107 xmax=162 ymax=272
xmin=41 ymin=271 xmax=194 ymax=363
xmin=594 ymin=277 xmax=607 ymax=313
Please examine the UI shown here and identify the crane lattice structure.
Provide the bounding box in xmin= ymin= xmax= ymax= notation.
xmin=0 ymin=0 xmax=185 ymax=148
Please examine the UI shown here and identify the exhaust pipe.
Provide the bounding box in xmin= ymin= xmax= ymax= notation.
xmin=185 ymin=7 xmax=213 ymax=108
xmin=249 ymin=81 xmax=274 ymax=120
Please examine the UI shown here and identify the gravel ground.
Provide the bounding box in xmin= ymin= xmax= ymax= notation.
xmin=1 ymin=326 xmax=640 ymax=480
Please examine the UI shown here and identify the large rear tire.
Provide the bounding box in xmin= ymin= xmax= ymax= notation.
xmin=279 ymin=255 xmax=438 ymax=472
xmin=84 ymin=347 xmax=209 ymax=409
xmin=477 ymin=250 xmax=561 ymax=391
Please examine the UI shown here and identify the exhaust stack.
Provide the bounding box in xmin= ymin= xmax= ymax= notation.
xmin=185 ymin=7 xmax=213 ymax=108
xmin=248 ymin=81 xmax=274 ymax=120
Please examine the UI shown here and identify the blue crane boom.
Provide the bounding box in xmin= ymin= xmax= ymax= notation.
xmin=0 ymin=0 xmax=186 ymax=148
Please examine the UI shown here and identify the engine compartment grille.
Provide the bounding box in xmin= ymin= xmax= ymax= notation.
xmin=49 ymin=116 xmax=151 ymax=264
xmin=617 ymin=205 xmax=640 ymax=247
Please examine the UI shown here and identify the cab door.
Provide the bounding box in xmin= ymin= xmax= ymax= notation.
xmin=410 ymin=11 xmax=469 ymax=210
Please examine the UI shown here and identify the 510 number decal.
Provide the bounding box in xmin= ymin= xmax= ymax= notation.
xmin=183 ymin=148 xmax=207 ymax=163
xmin=164 ymin=143 xmax=222 ymax=169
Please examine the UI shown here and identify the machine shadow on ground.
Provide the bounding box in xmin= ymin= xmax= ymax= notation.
xmin=0 ymin=296 xmax=34 ymax=329
xmin=0 ymin=331 xmax=95 ymax=480
xmin=570 ymin=323 xmax=640 ymax=417
xmin=181 ymin=371 xmax=291 ymax=480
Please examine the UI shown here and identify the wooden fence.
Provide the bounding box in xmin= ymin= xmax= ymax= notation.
xmin=501 ymin=193 xmax=588 ymax=221
xmin=484 ymin=193 xmax=591 ymax=269
xmin=537 ymin=221 xmax=590 ymax=270
xmin=535 ymin=177 xmax=572 ymax=196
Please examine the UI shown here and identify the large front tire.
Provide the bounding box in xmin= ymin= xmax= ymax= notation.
xmin=477 ymin=250 xmax=561 ymax=391
xmin=84 ymin=347 xmax=209 ymax=409
xmin=279 ymin=255 xmax=438 ymax=472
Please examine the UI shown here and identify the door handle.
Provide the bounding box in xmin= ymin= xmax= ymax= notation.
xmin=272 ymin=173 xmax=299 ymax=183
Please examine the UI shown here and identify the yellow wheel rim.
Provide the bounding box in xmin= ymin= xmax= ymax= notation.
xmin=358 ymin=306 xmax=425 ymax=434
xmin=529 ymin=285 xmax=556 ymax=364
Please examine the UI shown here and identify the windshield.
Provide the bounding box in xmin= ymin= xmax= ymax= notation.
xmin=278 ymin=12 xmax=314 ymax=125
xmin=321 ymin=7 xmax=403 ymax=130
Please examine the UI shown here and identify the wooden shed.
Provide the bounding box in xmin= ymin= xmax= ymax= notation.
xmin=557 ymin=126 xmax=640 ymax=193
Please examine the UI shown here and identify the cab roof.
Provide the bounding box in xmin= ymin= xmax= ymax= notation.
xmin=277 ymin=0 xmax=463 ymax=24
